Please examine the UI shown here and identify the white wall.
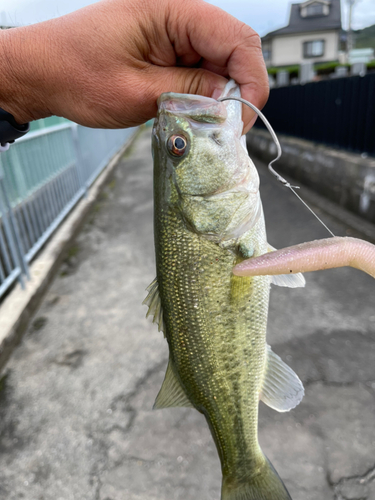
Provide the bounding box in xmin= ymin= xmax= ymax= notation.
xmin=270 ymin=31 xmax=339 ymax=66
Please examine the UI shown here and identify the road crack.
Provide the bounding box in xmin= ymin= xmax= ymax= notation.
xmin=88 ymin=357 xmax=168 ymax=500
xmin=333 ymin=464 xmax=375 ymax=500
xmin=108 ymin=357 xmax=168 ymax=435
xmin=304 ymin=379 xmax=368 ymax=389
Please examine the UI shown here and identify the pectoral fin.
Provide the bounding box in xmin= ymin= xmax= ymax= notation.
xmin=271 ymin=273 xmax=306 ymax=288
xmin=268 ymin=245 xmax=305 ymax=288
xmin=260 ymin=345 xmax=304 ymax=412
xmin=154 ymin=358 xmax=194 ymax=409
xmin=143 ymin=278 xmax=166 ymax=335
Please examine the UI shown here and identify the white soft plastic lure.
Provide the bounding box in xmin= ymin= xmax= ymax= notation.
xmin=233 ymin=236 xmax=375 ymax=278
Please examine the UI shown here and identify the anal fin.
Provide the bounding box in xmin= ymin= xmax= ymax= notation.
xmin=154 ymin=358 xmax=194 ymax=410
xmin=260 ymin=345 xmax=304 ymax=412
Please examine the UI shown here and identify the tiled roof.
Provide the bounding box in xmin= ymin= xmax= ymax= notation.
xmin=263 ymin=0 xmax=341 ymax=38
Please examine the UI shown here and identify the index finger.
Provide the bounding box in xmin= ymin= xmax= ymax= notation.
xmin=169 ymin=0 xmax=269 ymax=132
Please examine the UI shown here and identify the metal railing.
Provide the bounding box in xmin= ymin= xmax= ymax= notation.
xmin=0 ymin=123 xmax=136 ymax=299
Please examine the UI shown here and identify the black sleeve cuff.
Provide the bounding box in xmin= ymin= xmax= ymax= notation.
xmin=0 ymin=108 xmax=30 ymax=146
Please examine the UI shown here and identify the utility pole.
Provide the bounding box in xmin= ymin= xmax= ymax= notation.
xmin=347 ymin=0 xmax=356 ymax=60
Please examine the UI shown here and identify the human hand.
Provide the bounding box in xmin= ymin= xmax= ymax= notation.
xmin=0 ymin=0 xmax=268 ymax=133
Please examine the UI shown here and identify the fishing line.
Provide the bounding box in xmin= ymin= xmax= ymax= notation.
xmin=218 ymin=95 xmax=335 ymax=238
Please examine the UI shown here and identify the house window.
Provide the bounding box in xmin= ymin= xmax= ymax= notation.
xmin=303 ymin=40 xmax=325 ymax=58
xmin=262 ymin=40 xmax=272 ymax=62
xmin=305 ymin=3 xmax=324 ymax=16
xmin=262 ymin=49 xmax=271 ymax=61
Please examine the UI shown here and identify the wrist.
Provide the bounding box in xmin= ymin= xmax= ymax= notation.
xmin=0 ymin=24 xmax=57 ymax=124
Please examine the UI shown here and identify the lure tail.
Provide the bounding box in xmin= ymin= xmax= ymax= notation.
xmin=221 ymin=457 xmax=292 ymax=500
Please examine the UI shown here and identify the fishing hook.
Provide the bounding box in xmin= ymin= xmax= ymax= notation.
xmin=218 ymin=95 xmax=335 ymax=238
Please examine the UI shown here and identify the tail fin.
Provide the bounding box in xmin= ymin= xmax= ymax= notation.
xmin=221 ymin=457 xmax=292 ymax=500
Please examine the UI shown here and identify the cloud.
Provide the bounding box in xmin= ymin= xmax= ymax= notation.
xmin=2 ymin=0 xmax=375 ymax=34
xmin=205 ymin=0 xmax=292 ymax=35
xmin=1 ymin=0 xmax=100 ymax=26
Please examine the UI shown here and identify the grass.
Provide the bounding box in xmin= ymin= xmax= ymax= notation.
xmin=66 ymin=245 xmax=80 ymax=259
xmin=267 ymin=59 xmax=374 ymax=78
xmin=0 ymin=373 xmax=8 ymax=393
xmin=108 ymin=179 xmax=116 ymax=190
xmin=32 ymin=316 xmax=48 ymax=331
xmin=267 ymin=65 xmax=299 ymax=76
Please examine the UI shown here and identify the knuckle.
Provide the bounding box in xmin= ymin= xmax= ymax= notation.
xmin=188 ymin=70 xmax=207 ymax=95
xmin=238 ymin=24 xmax=262 ymax=50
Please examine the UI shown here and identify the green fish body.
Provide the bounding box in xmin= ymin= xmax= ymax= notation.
xmin=145 ymin=81 xmax=305 ymax=500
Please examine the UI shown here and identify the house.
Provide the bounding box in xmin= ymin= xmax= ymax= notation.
xmin=262 ymin=0 xmax=342 ymax=67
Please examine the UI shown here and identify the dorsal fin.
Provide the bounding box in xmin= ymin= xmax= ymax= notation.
xmin=260 ymin=345 xmax=304 ymax=412
xmin=154 ymin=358 xmax=194 ymax=409
xmin=143 ymin=278 xmax=166 ymax=335
xmin=268 ymin=244 xmax=305 ymax=288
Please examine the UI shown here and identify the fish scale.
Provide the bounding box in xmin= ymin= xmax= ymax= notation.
xmin=156 ymin=206 xmax=268 ymax=478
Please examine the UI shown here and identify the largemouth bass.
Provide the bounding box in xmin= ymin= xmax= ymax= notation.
xmin=145 ymin=80 xmax=305 ymax=500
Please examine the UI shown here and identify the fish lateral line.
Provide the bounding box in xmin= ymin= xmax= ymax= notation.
xmin=217 ymin=95 xmax=335 ymax=238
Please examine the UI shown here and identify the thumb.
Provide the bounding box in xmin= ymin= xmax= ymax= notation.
xmin=146 ymin=66 xmax=259 ymax=132
xmin=149 ymin=65 xmax=228 ymax=104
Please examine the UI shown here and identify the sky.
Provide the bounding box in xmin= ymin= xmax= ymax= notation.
xmin=1 ymin=0 xmax=375 ymax=36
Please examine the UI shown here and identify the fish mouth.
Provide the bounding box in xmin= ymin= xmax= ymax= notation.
xmin=158 ymin=93 xmax=227 ymax=124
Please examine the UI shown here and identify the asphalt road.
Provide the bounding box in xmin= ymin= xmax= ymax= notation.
xmin=0 ymin=128 xmax=374 ymax=500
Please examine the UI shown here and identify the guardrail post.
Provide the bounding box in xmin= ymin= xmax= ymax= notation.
xmin=71 ymin=124 xmax=88 ymax=197
xmin=0 ymin=159 xmax=28 ymax=287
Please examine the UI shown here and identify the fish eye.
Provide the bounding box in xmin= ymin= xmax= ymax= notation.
xmin=167 ymin=134 xmax=188 ymax=157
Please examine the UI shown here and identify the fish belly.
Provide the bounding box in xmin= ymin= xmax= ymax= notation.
xmin=156 ymin=209 xmax=270 ymax=480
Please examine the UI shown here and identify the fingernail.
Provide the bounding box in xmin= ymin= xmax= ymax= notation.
xmin=211 ymin=87 xmax=225 ymax=100
xmin=248 ymin=114 xmax=258 ymax=128
xmin=243 ymin=114 xmax=258 ymax=135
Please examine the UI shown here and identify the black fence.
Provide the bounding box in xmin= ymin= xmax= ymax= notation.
xmin=255 ymin=73 xmax=375 ymax=156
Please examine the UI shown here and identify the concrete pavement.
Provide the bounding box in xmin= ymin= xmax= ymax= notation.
xmin=0 ymin=129 xmax=374 ymax=500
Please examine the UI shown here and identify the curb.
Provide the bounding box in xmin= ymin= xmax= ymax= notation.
xmin=0 ymin=129 xmax=139 ymax=373
xmin=247 ymin=128 xmax=375 ymax=225
xmin=278 ymin=171 xmax=375 ymax=244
